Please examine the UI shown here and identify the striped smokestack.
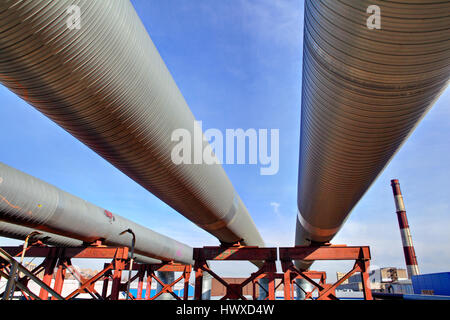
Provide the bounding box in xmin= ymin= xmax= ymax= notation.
xmin=390 ymin=179 xmax=420 ymax=279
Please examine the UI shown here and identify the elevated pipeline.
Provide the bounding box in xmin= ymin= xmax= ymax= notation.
xmin=0 ymin=162 xmax=193 ymax=265
xmin=296 ymin=0 xmax=450 ymax=269
xmin=0 ymin=0 xmax=263 ymax=248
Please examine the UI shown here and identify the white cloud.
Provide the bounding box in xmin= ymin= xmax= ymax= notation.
xmin=270 ymin=202 xmax=281 ymax=216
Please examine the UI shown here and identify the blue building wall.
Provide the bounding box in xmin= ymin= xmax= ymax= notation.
xmin=126 ymin=286 xmax=195 ymax=299
xmin=412 ymin=272 xmax=450 ymax=296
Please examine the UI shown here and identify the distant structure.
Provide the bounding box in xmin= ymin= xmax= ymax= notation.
xmin=20 ymin=263 xmax=100 ymax=281
xmin=412 ymin=272 xmax=450 ymax=296
xmin=391 ymin=179 xmax=420 ymax=278
xmin=337 ymin=267 xmax=410 ymax=293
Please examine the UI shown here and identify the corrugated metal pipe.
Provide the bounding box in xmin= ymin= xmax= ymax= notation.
xmin=0 ymin=162 xmax=192 ymax=265
xmin=0 ymin=0 xmax=263 ymax=248
xmin=296 ymin=0 xmax=450 ymax=269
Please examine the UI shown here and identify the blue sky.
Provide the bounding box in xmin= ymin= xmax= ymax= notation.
xmin=0 ymin=0 xmax=449 ymax=279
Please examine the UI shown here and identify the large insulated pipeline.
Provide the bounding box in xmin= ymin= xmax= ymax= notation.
xmin=0 ymin=221 xmax=161 ymax=265
xmin=0 ymin=162 xmax=192 ymax=265
xmin=0 ymin=0 xmax=263 ymax=248
xmin=296 ymin=0 xmax=450 ymax=269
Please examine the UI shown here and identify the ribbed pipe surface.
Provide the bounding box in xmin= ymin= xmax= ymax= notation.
xmin=0 ymin=162 xmax=192 ymax=264
xmin=0 ymin=221 xmax=161 ymax=265
xmin=0 ymin=0 xmax=263 ymax=247
xmin=296 ymin=0 xmax=450 ymax=261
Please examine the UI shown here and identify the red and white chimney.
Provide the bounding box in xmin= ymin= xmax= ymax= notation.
xmin=390 ymin=179 xmax=420 ymax=279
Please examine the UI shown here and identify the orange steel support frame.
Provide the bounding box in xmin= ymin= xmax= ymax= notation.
xmin=103 ymin=262 xmax=192 ymax=300
xmin=0 ymin=244 xmax=191 ymax=300
xmin=193 ymin=245 xmax=278 ymax=300
xmin=146 ymin=263 xmax=192 ymax=300
xmin=1 ymin=243 xmax=372 ymax=300
xmin=289 ymin=271 xmax=327 ymax=300
xmin=280 ymin=245 xmax=373 ymax=300
xmin=251 ymin=273 xmax=283 ymax=300
xmin=252 ymin=271 xmax=327 ymax=300
xmin=1 ymin=244 xmax=129 ymax=300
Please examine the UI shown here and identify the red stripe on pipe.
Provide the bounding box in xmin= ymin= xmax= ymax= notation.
xmin=391 ymin=180 xmax=402 ymax=196
xmin=403 ymin=246 xmax=418 ymax=266
xmin=397 ymin=212 xmax=409 ymax=229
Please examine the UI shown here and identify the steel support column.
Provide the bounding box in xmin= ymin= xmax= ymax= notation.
xmin=145 ymin=263 xmax=192 ymax=300
xmin=193 ymin=245 xmax=278 ymax=300
xmin=280 ymin=245 xmax=372 ymax=300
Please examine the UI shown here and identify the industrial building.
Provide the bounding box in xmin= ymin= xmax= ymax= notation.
xmin=337 ymin=268 xmax=409 ymax=292
xmin=412 ymin=273 xmax=450 ymax=297
xmin=0 ymin=0 xmax=449 ymax=301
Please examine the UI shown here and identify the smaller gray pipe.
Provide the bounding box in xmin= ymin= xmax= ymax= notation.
xmin=0 ymin=162 xmax=193 ymax=265
xmin=0 ymin=221 xmax=161 ymax=265
xmin=0 ymin=220 xmax=84 ymax=248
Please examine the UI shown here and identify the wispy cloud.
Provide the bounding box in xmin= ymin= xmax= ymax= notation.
xmin=270 ymin=201 xmax=281 ymax=216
